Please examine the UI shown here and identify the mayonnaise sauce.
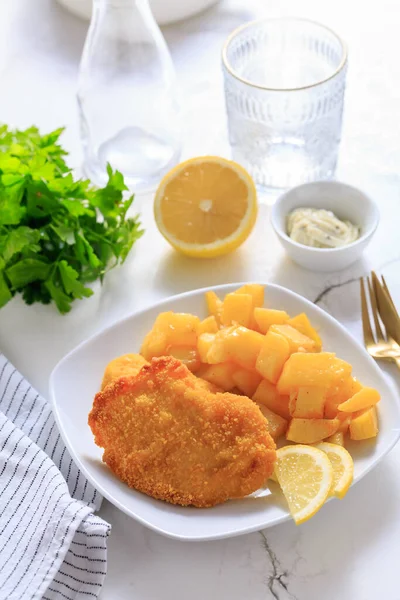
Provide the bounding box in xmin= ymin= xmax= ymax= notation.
xmin=287 ymin=208 xmax=359 ymax=249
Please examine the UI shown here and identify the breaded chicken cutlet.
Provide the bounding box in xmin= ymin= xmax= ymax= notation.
xmin=101 ymin=352 xmax=218 ymax=393
xmin=89 ymin=356 xmax=276 ymax=507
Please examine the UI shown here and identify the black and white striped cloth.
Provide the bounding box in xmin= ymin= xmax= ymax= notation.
xmin=0 ymin=354 xmax=110 ymax=600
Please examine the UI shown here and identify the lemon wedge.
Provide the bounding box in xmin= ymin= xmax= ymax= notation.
xmin=314 ymin=442 xmax=354 ymax=499
xmin=274 ymin=445 xmax=333 ymax=525
xmin=153 ymin=156 xmax=257 ymax=258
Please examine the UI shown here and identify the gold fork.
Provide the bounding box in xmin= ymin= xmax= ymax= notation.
xmin=360 ymin=275 xmax=400 ymax=371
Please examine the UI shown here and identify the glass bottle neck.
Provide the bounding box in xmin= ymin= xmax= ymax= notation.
xmin=93 ymin=0 xmax=153 ymax=21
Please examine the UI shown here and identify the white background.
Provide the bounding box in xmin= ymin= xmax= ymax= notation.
xmin=0 ymin=1 xmax=399 ymax=598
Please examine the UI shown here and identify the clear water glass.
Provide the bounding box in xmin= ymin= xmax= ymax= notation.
xmin=222 ymin=18 xmax=348 ymax=192
xmin=78 ymin=0 xmax=182 ymax=192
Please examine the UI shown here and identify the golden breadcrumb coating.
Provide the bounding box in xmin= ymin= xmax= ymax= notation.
xmin=89 ymin=356 xmax=276 ymax=507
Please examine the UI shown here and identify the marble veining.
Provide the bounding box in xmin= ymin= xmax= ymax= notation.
xmin=314 ymin=255 xmax=400 ymax=306
xmin=260 ymin=532 xmax=296 ymax=600
xmin=313 ymin=277 xmax=360 ymax=306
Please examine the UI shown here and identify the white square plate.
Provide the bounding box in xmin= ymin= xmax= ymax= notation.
xmin=50 ymin=283 xmax=400 ymax=541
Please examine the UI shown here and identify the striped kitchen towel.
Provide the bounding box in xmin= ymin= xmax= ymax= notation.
xmin=0 ymin=354 xmax=110 ymax=600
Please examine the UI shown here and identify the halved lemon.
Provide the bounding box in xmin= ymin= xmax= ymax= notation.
xmin=274 ymin=445 xmax=333 ymax=525
xmin=314 ymin=442 xmax=354 ymax=499
xmin=153 ymin=156 xmax=257 ymax=258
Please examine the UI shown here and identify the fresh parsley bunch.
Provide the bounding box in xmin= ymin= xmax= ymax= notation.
xmin=0 ymin=125 xmax=143 ymax=313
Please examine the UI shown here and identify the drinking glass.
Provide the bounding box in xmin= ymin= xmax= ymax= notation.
xmin=222 ymin=18 xmax=348 ymax=192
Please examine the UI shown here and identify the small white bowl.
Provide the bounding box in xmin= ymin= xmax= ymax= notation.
xmin=270 ymin=181 xmax=379 ymax=272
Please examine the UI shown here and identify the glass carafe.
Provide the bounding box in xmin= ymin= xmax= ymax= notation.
xmin=78 ymin=0 xmax=182 ymax=191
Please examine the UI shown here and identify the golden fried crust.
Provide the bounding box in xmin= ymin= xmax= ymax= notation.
xmin=101 ymin=353 xmax=149 ymax=390
xmin=89 ymin=356 xmax=276 ymax=507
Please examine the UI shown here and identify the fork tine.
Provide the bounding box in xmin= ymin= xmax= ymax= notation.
xmin=381 ymin=275 xmax=400 ymax=318
xmin=360 ymin=277 xmax=375 ymax=346
xmin=372 ymin=271 xmax=400 ymax=344
xmin=381 ymin=275 xmax=400 ymax=345
xmin=367 ymin=275 xmax=386 ymax=342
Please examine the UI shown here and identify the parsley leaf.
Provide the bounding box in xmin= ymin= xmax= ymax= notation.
xmin=0 ymin=271 xmax=12 ymax=308
xmin=0 ymin=125 xmax=144 ymax=313
xmin=6 ymin=258 xmax=51 ymax=289
xmin=58 ymin=260 xmax=93 ymax=299
xmin=2 ymin=227 xmax=41 ymax=262
xmin=45 ymin=278 xmax=73 ymax=314
xmin=0 ymin=180 xmax=26 ymax=225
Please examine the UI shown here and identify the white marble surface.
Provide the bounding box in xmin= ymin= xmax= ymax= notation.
xmin=0 ymin=0 xmax=400 ymax=598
